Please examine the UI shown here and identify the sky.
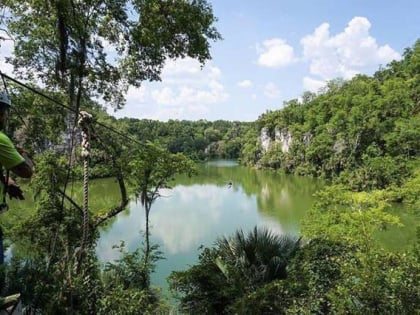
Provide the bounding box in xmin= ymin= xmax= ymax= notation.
xmin=1 ymin=0 xmax=419 ymax=122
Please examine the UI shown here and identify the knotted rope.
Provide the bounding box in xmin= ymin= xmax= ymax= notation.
xmin=77 ymin=111 xmax=92 ymax=252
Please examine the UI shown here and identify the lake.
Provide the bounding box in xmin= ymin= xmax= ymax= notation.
xmin=5 ymin=160 xmax=415 ymax=295
xmin=95 ymin=160 xmax=324 ymax=293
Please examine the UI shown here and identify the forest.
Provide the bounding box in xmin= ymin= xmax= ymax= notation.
xmin=0 ymin=0 xmax=419 ymax=314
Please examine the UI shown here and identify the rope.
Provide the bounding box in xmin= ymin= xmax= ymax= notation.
xmin=77 ymin=111 xmax=92 ymax=255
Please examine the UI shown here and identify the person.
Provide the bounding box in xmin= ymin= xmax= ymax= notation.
xmin=0 ymin=91 xmax=33 ymax=201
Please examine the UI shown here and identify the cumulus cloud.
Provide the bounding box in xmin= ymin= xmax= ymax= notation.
xmin=264 ymin=82 xmax=281 ymax=99
xmin=148 ymin=59 xmax=229 ymax=119
xmin=237 ymin=79 xmax=253 ymax=88
xmin=301 ymin=17 xmax=401 ymax=80
xmin=114 ymin=57 xmax=229 ymax=120
xmin=257 ymin=39 xmax=296 ymax=67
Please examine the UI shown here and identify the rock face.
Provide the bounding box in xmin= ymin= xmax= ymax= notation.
xmin=259 ymin=127 xmax=271 ymax=152
xmin=259 ymin=127 xmax=293 ymax=153
xmin=275 ymin=128 xmax=292 ymax=153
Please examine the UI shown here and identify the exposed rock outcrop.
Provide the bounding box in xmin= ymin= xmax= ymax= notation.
xmin=259 ymin=127 xmax=293 ymax=153
xmin=274 ymin=128 xmax=292 ymax=153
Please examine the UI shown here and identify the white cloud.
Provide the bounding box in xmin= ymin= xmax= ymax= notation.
xmin=126 ymin=85 xmax=148 ymax=104
xmin=264 ymin=82 xmax=281 ymax=99
xmin=113 ymin=57 xmax=229 ymax=120
xmin=301 ymin=17 xmax=401 ymax=80
xmin=237 ymin=79 xmax=253 ymax=88
xmin=163 ymin=57 xmax=202 ymax=76
xmin=303 ymin=76 xmax=326 ymax=93
xmin=257 ymin=39 xmax=296 ymax=67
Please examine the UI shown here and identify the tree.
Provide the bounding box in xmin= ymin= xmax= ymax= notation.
xmin=1 ymin=0 xmax=221 ymax=111
xmin=128 ymin=143 xmax=195 ymax=288
xmin=99 ymin=242 xmax=168 ymax=314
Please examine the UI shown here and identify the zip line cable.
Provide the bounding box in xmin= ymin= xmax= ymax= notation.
xmin=0 ymin=71 xmax=151 ymax=150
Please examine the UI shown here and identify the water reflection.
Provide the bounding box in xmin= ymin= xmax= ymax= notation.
xmin=96 ymin=161 xmax=322 ymax=289
xmin=97 ymin=183 xmax=259 ymax=260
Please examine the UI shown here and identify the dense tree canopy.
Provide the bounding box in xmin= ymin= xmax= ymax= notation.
xmin=1 ymin=0 xmax=221 ymax=109
xmin=243 ymin=40 xmax=420 ymax=190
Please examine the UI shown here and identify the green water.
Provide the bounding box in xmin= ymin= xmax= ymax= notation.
xmin=96 ymin=160 xmax=324 ymax=292
xmin=4 ymin=161 xmax=416 ymax=294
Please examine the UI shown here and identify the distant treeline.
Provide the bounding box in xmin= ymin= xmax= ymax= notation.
xmin=120 ymin=118 xmax=255 ymax=161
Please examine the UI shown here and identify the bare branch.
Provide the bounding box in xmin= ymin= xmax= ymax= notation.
xmin=93 ymin=155 xmax=129 ymax=228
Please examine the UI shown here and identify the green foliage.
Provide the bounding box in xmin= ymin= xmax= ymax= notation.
xmin=298 ymin=185 xmax=419 ymax=314
xmin=285 ymin=239 xmax=356 ymax=314
xmin=1 ymin=150 xmax=101 ymax=312
xmin=98 ymin=242 xmax=168 ymax=314
xmin=2 ymin=0 xmax=221 ymax=108
xmin=259 ymin=142 xmax=284 ymax=169
xmin=337 ymin=155 xmax=410 ymax=191
xmin=231 ymin=238 xmax=420 ymax=315
xmin=7 ymin=89 xmax=67 ymax=153
xmin=327 ymin=249 xmax=419 ymax=314
xmin=102 ymin=243 xmax=161 ymax=290
xmin=395 ymin=168 xmax=420 ymax=206
xmin=302 ymin=185 xmax=401 ymax=247
xmin=128 ymin=143 xmax=196 ymax=205
xmin=236 ymin=239 xmax=355 ymax=314
xmin=98 ymin=287 xmax=166 ymax=315
xmin=215 ymin=227 xmax=300 ymax=290
xmin=385 ymin=115 xmax=420 ymax=157
xmin=246 ymin=40 xmax=420 ymax=190
xmin=169 ymin=247 xmax=233 ymax=314
xmin=122 ymin=118 xmax=254 ymax=161
xmin=169 ymin=227 xmax=300 ymax=314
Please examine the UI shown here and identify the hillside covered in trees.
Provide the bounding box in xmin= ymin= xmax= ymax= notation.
xmin=240 ymin=40 xmax=420 ymax=192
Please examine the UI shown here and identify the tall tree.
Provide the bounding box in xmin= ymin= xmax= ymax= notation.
xmin=129 ymin=143 xmax=195 ymax=288
xmin=1 ymin=0 xmax=221 ymax=111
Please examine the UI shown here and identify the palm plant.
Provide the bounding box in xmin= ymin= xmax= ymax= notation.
xmin=215 ymin=226 xmax=301 ymax=290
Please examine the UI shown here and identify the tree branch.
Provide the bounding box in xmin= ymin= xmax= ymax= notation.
xmin=93 ymin=155 xmax=129 ymax=228
xmin=57 ymin=188 xmax=83 ymax=215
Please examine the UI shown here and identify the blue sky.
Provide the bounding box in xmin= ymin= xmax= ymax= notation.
xmin=2 ymin=1 xmax=419 ymax=122
xmin=112 ymin=0 xmax=419 ymax=121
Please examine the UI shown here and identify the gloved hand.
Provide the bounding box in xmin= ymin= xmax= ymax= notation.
xmin=7 ymin=183 xmax=25 ymax=200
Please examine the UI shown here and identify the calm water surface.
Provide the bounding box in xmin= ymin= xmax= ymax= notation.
xmin=96 ymin=160 xmax=323 ymax=291
xmin=6 ymin=161 xmax=415 ymax=293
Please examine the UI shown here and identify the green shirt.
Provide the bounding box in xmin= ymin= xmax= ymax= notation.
xmin=0 ymin=131 xmax=25 ymax=170
xmin=0 ymin=132 xmax=25 ymax=201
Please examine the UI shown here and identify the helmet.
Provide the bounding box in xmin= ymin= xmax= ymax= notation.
xmin=0 ymin=91 xmax=11 ymax=107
